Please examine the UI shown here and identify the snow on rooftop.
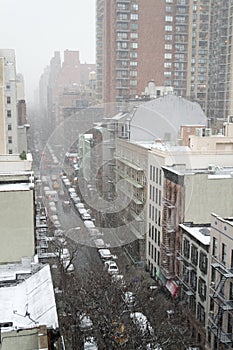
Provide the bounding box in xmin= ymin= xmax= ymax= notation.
xmin=0 ymin=183 xmax=33 ymax=192
xmin=0 ymin=264 xmax=58 ymax=331
xmin=130 ymin=95 xmax=207 ymax=142
xmin=180 ymin=224 xmax=210 ymax=245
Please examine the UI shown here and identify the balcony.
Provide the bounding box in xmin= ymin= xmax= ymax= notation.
xmin=208 ymin=320 xmax=233 ymax=344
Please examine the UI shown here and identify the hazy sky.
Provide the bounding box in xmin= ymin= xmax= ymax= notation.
xmin=0 ymin=0 xmax=96 ymax=102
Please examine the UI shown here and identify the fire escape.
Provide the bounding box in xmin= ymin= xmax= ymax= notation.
xmin=208 ymin=256 xmax=233 ymax=347
xmin=161 ymin=197 xmax=176 ymax=279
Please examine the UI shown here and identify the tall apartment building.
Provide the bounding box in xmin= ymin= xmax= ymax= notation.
xmin=97 ymin=0 xmax=233 ymax=126
xmin=207 ymin=213 xmax=233 ymax=350
xmin=0 ymin=50 xmax=19 ymax=154
xmin=96 ymin=0 xmax=165 ymax=103
xmin=207 ymin=1 xmax=233 ymax=123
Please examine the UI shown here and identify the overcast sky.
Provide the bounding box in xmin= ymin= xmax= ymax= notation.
xmin=0 ymin=0 xmax=95 ymax=102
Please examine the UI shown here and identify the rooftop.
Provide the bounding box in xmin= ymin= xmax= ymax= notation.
xmin=180 ymin=224 xmax=210 ymax=245
xmin=0 ymin=264 xmax=58 ymax=332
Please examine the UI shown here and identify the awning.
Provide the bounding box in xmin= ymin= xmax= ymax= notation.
xmin=166 ymin=280 xmax=179 ymax=298
xmin=156 ymin=268 xmax=167 ymax=286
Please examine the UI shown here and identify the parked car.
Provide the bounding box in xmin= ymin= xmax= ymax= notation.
xmin=68 ymin=187 xmax=76 ymax=194
xmin=94 ymin=238 xmax=105 ymax=249
xmin=71 ymin=196 xmax=81 ymax=204
xmin=111 ymin=274 xmax=125 ymax=288
xmin=104 ymin=260 xmax=119 ymax=275
xmin=75 ymin=203 xmax=85 ymax=211
xmin=84 ymin=336 xmax=98 ymax=350
xmin=98 ymin=248 xmax=112 ymax=260
xmin=84 ymin=220 xmax=96 ymax=230
xmin=123 ymin=291 xmax=136 ymax=309
xmin=130 ymin=312 xmax=154 ymax=336
xmin=79 ymin=313 xmax=93 ymax=331
xmin=80 ymin=210 xmax=92 ymax=220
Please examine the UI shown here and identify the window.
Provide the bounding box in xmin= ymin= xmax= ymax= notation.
xmin=130 ymin=80 xmax=137 ymax=86
xmin=130 ymin=61 xmax=137 ymax=66
xmin=117 ymin=22 xmax=128 ymax=30
xmin=7 ymin=110 xmax=11 ymax=117
xmin=131 ymin=4 xmax=138 ymax=11
xmin=165 ymin=16 xmax=173 ymax=22
xmin=164 ymin=71 xmax=172 ymax=77
xmin=117 ymin=42 xmax=128 ymax=49
xmin=191 ymin=244 xmax=198 ymax=265
xmin=199 ymin=251 xmax=208 ymax=274
xmin=198 ymin=277 xmax=207 ymax=301
xmin=129 ymin=70 xmax=137 ymax=78
xmin=165 ymin=44 xmax=172 ymax=50
xmin=117 ymin=3 xmax=128 ymax=10
xmin=130 ymin=23 xmax=138 ymax=30
xmin=183 ymin=238 xmax=190 ymax=259
xmin=8 ymin=136 xmax=12 ymax=144
xmin=131 ymin=14 xmax=138 ymax=20
xmin=130 ymin=42 xmax=138 ymax=49
xmin=165 ymin=53 xmax=172 ymax=59
xmin=130 ymin=32 xmax=138 ymax=39
xmin=164 ymin=62 xmax=172 ymax=68
xmin=7 ymin=96 xmax=11 ymax=104
xmin=165 ymin=25 xmax=172 ymax=31
xmin=190 ymin=270 xmax=197 ymax=291
xmin=151 ymin=226 xmax=154 ymax=240
xmin=8 ymin=124 xmax=12 ymax=131
xmin=117 ymin=32 xmax=128 ymax=40
xmin=8 ymin=149 xmax=12 ymax=154
xmin=197 ymin=303 xmax=205 ymax=324
xmin=130 ymin=51 xmax=138 ymax=58
xmin=212 ymin=237 xmax=217 ymax=257
xmin=166 ymin=6 xmax=172 ymax=12
xmin=118 ymin=13 xmax=128 ymax=20
xmin=165 ymin=34 xmax=172 ymax=40
xmin=149 ymin=223 xmax=151 ymax=237
xmin=222 ymin=243 xmax=227 ymax=265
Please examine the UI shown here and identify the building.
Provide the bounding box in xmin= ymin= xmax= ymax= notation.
xmin=0 ymin=49 xmax=28 ymax=155
xmin=39 ymin=50 xmax=96 ymax=132
xmin=207 ymin=2 xmax=233 ymax=123
xmin=178 ymin=223 xmax=211 ymax=348
xmin=0 ymin=263 xmax=60 ymax=349
xmin=96 ymin=0 xmax=165 ymax=103
xmin=115 ymin=138 xmax=148 ymax=263
xmin=97 ymin=1 xmax=233 ymax=127
xmin=207 ymin=213 xmax=233 ymax=350
xmin=0 ymin=154 xmax=35 ymax=264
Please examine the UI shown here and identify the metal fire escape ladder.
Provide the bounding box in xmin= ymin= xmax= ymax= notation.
xmin=208 ymin=260 xmax=233 ymax=346
xmin=161 ymin=200 xmax=176 ymax=278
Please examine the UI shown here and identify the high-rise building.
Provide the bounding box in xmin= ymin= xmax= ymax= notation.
xmin=97 ymin=1 xmax=233 ymax=126
xmin=96 ymin=0 xmax=165 ymax=104
xmin=0 ymin=49 xmax=28 ymax=155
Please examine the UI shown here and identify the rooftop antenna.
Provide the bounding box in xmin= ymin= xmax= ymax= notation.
xmin=13 ymin=303 xmax=39 ymax=325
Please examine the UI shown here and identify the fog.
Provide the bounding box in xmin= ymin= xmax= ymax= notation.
xmin=0 ymin=0 xmax=95 ymax=102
